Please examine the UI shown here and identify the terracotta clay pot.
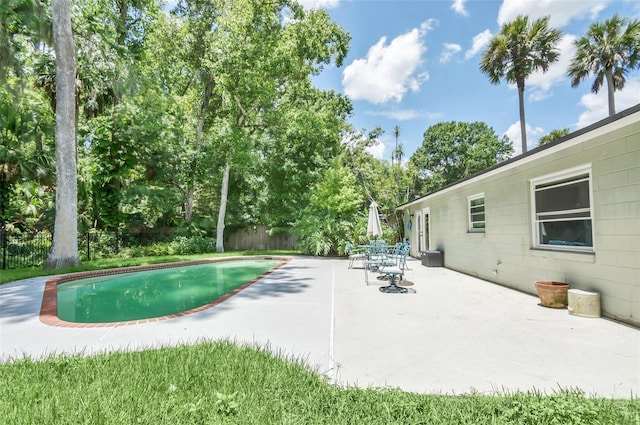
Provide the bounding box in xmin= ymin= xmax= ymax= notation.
xmin=534 ymin=281 xmax=570 ymax=308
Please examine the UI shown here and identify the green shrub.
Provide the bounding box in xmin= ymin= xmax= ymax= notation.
xmin=295 ymin=160 xmax=363 ymax=256
xmin=143 ymin=242 xmax=174 ymax=257
xmin=116 ymin=246 xmax=145 ymax=258
xmin=109 ymin=236 xmax=216 ymax=258
xmin=84 ymin=232 xmax=119 ymax=260
xmin=169 ymin=236 xmax=216 ymax=255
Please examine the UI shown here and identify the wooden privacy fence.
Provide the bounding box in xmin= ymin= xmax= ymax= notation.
xmin=227 ymin=226 xmax=297 ymax=251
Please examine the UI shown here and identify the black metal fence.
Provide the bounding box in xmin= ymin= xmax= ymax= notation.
xmin=1 ymin=230 xmax=52 ymax=269
xmin=1 ymin=230 xmax=173 ymax=270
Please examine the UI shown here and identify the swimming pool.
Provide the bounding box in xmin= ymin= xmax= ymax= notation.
xmin=41 ymin=257 xmax=288 ymax=326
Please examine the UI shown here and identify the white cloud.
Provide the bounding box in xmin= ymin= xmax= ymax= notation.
xmin=494 ymin=2 xmax=614 ymax=102
xmin=487 ymin=2 xmax=611 ymax=104
xmin=297 ymin=0 xmax=339 ymax=10
xmin=575 ymin=77 xmax=640 ymax=128
xmin=366 ymin=108 xmax=443 ymax=121
xmin=504 ymin=121 xmax=545 ymax=155
xmin=340 ymin=129 xmax=389 ymax=160
xmin=420 ymin=19 xmax=439 ymax=34
xmin=465 ymin=29 xmax=492 ymax=59
xmin=526 ymin=34 xmax=577 ymax=101
xmin=440 ymin=43 xmax=462 ymax=63
xmin=488 ymin=33 xmax=577 ymax=102
xmin=342 ymin=24 xmax=430 ymax=104
xmin=497 ymin=0 xmax=610 ymax=27
xmin=502 ymin=79 xmax=640 ymax=153
xmin=368 ymin=109 xmax=421 ymax=121
xmin=366 ymin=140 xmax=386 ymax=159
xmin=451 ymin=0 xmax=468 ymax=16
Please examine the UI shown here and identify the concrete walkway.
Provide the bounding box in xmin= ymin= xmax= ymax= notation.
xmin=1 ymin=256 xmax=638 ymax=398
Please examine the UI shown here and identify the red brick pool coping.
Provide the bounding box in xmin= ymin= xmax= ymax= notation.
xmin=40 ymin=256 xmax=291 ymax=328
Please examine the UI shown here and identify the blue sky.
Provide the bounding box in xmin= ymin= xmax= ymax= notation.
xmin=299 ymin=0 xmax=640 ymax=161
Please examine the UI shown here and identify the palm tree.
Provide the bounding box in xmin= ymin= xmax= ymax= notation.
xmin=393 ymin=142 xmax=405 ymax=165
xmin=480 ymin=15 xmax=562 ymax=154
xmin=568 ymin=15 xmax=640 ymax=117
xmin=392 ymin=125 xmax=401 ymax=165
xmin=538 ymin=128 xmax=569 ymax=146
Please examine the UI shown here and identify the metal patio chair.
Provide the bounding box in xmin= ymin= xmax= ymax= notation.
xmin=345 ymin=241 xmax=367 ymax=269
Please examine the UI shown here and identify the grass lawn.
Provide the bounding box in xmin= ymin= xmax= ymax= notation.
xmin=1 ymin=341 xmax=637 ymax=425
xmin=1 ymin=254 xmax=638 ymax=424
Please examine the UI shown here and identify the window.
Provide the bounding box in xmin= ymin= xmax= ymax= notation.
xmin=531 ymin=166 xmax=593 ymax=252
xmin=468 ymin=194 xmax=485 ymax=232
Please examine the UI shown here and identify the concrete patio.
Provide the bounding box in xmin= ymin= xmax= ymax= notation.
xmin=1 ymin=256 xmax=638 ymax=398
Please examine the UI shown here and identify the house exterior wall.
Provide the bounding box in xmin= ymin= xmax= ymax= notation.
xmin=400 ymin=108 xmax=640 ymax=326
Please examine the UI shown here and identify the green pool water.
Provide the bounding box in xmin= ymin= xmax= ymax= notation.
xmin=57 ymin=259 xmax=283 ymax=323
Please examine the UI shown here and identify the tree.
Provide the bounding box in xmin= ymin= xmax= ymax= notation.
xmin=294 ymin=158 xmax=363 ymax=256
xmin=172 ymin=0 xmax=220 ymax=223
xmin=341 ymin=124 xmax=413 ymax=211
xmin=0 ymin=84 xmax=55 ymax=232
xmin=338 ymin=124 xmax=415 ymax=243
xmin=0 ymin=0 xmax=50 ymax=87
xmin=480 ymin=15 xmax=562 ymax=154
xmin=124 ymin=7 xmax=213 ymax=231
xmin=392 ymin=141 xmax=404 ymax=165
xmin=341 ymin=125 xmax=384 ymax=203
xmin=568 ymin=15 xmax=640 ymax=117
xmin=0 ymin=2 xmax=56 ymax=235
xmin=538 ymin=127 xmax=569 ymax=146
xmin=204 ymin=0 xmax=349 ymax=252
xmin=409 ymin=121 xmax=513 ymax=194
xmin=68 ymin=0 xmax=161 ymax=230
xmin=392 ymin=125 xmax=400 ymax=165
xmin=46 ymin=0 xmax=79 ymax=268
xmin=261 ymin=84 xmax=352 ymax=230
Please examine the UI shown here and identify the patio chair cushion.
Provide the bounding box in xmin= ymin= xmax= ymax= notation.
xmin=379 ymin=266 xmax=403 ymax=275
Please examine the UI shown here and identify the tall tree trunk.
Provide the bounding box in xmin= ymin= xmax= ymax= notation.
xmin=605 ymin=67 xmax=616 ymax=116
xmin=46 ymin=0 xmax=79 ymax=269
xmin=215 ymin=161 xmax=231 ymax=253
xmin=393 ymin=126 xmax=399 ymax=165
xmin=116 ymin=0 xmax=129 ymax=46
xmin=517 ymin=80 xmax=527 ymax=154
xmin=185 ymin=77 xmax=213 ymax=222
xmin=184 ymin=183 xmax=194 ymax=222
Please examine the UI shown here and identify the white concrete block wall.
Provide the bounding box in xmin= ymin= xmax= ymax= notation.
xmin=402 ymin=108 xmax=640 ymax=326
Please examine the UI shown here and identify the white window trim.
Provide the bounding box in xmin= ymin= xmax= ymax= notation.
xmin=529 ymin=164 xmax=594 ymax=253
xmin=468 ymin=193 xmax=485 ymax=233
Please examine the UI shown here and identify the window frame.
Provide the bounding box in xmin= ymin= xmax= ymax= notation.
xmin=529 ymin=164 xmax=594 ymax=253
xmin=468 ymin=193 xmax=486 ymax=233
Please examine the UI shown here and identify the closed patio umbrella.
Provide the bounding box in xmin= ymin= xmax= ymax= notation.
xmin=367 ymin=201 xmax=383 ymax=239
